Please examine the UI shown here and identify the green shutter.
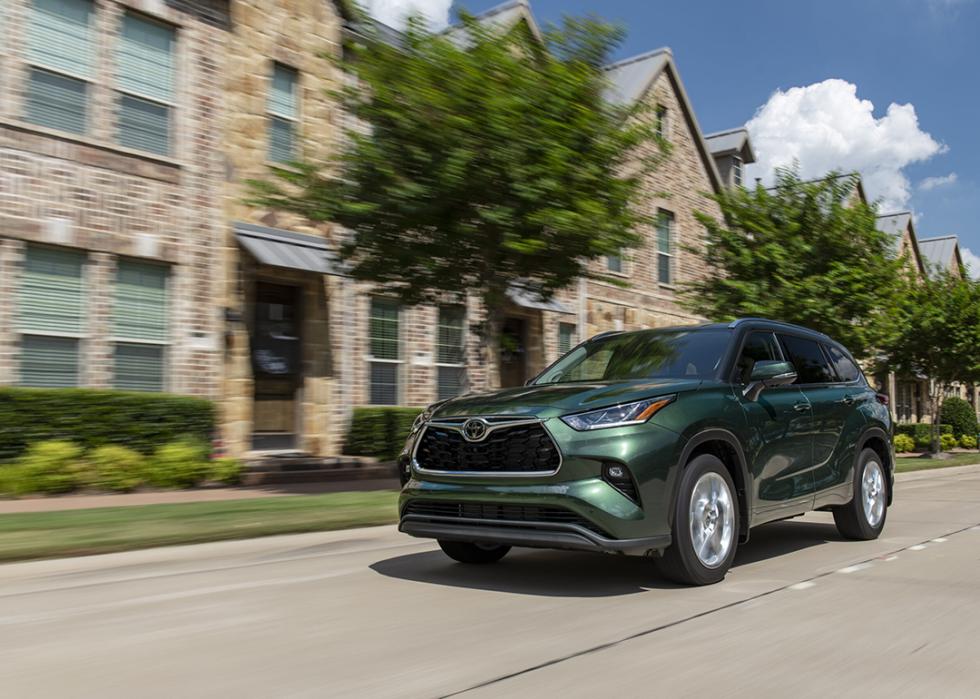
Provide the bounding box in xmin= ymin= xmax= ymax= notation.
xmin=114 ymin=260 xmax=169 ymax=341
xmin=117 ymin=94 xmax=170 ymax=155
xmin=28 ymin=0 xmax=94 ymax=78
xmin=118 ymin=13 xmax=175 ymax=103
xmin=20 ymin=335 xmax=80 ymax=388
xmin=369 ymin=299 xmax=399 ymax=360
xmin=20 ymin=246 xmax=85 ymax=334
xmin=25 ymin=67 xmax=88 ymax=134
xmin=114 ymin=342 xmax=164 ymax=392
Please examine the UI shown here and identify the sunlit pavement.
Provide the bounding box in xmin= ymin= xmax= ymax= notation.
xmin=0 ymin=467 xmax=978 ymax=698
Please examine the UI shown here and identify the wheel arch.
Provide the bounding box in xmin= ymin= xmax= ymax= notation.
xmin=857 ymin=427 xmax=894 ymax=505
xmin=674 ymin=429 xmax=752 ymax=542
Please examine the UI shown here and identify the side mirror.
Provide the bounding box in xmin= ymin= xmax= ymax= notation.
xmin=743 ymin=360 xmax=797 ymax=401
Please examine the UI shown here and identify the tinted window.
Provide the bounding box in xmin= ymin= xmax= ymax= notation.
xmin=825 ymin=344 xmax=861 ymax=383
xmin=778 ymin=335 xmax=835 ymax=384
xmin=535 ymin=329 xmax=731 ymax=384
xmin=735 ymin=331 xmax=782 ymax=384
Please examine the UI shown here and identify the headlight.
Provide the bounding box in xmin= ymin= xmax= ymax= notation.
xmin=560 ymin=395 xmax=675 ymax=431
xmin=411 ymin=408 xmax=433 ymax=434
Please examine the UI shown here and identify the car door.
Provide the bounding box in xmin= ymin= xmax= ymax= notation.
xmin=734 ymin=331 xmax=815 ymax=519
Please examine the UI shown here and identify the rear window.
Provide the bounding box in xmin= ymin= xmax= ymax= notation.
xmin=777 ymin=334 xmax=835 ymax=384
xmin=825 ymin=344 xmax=862 ymax=383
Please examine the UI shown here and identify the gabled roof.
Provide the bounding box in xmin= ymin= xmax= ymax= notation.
xmin=919 ymin=235 xmax=965 ymax=277
xmin=704 ymin=127 xmax=756 ymax=164
xmin=765 ymin=172 xmax=868 ymax=204
xmin=464 ymin=0 xmax=542 ymax=42
xmin=876 ymin=211 xmax=926 ymax=277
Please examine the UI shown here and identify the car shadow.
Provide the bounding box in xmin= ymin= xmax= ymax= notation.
xmin=370 ymin=519 xmax=844 ymax=598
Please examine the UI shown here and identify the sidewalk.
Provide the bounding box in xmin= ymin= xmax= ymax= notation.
xmin=0 ymin=478 xmax=401 ymax=515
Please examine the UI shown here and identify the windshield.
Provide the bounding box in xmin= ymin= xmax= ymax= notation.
xmin=534 ymin=329 xmax=731 ymax=384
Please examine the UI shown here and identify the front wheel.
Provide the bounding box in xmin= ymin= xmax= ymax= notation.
xmin=655 ymin=454 xmax=739 ymax=586
xmin=833 ymin=448 xmax=888 ymax=540
xmin=438 ymin=540 xmax=511 ymax=564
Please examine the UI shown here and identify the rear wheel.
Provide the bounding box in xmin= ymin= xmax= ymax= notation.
xmin=656 ymin=454 xmax=739 ymax=586
xmin=438 ymin=540 xmax=511 ymax=564
xmin=833 ymin=448 xmax=888 ymax=540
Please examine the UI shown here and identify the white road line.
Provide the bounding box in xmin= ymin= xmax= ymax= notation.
xmin=788 ymin=581 xmax=816 ymax=590
xmin=931 ymin=537 xmax=948 ymax=543
xmin=837 ymin=563 xmax=873 ymax=574
xmin=883 ymin=555 xmax=898 ymax=561
xmin=909 ymin=544 xmax=927 ymax=551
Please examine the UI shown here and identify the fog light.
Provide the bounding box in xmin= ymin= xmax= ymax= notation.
xmin=602 ymin=462 xmax=639 ymax=504
xmin=606 ymin=465 xmax=626 ymax=479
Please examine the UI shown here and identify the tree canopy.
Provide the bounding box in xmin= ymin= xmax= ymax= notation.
xmin=684 ymin=169 xmax=909 ymax=361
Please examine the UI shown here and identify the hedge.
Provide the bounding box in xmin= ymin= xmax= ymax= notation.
xmin=0 ymin=388 xmax=215 ymax=461
xmin=939 ymin=397 xmax=979 ymax=439
xmin=345 ymin=407 xmax=423 ymax=462
xmin=895 ymin=423 xmax=952 ymax=449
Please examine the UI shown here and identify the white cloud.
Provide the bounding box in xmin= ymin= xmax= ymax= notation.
xmin=745 ymin=79 xmax=946 ymax=212
xmin=359 ymin=0 xmax=453 ymax=30
xmin=961 ymin=248 xmax=980 ymax=281
xmin=919 ymin=172 xmax=958 ymax=191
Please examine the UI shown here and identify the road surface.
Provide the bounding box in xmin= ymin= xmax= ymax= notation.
xmin=1 ymin=466 xmax=978 ymax=698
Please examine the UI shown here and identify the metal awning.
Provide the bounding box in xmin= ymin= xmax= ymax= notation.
xmin=506 ymin=286 xmax=574 ymax=314
xmin=235 ymin=222 xmax=336 ymax=275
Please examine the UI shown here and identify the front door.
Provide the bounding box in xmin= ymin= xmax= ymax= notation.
xmin=499 ymin=317 xmax=527 ymax=388
xmin=734 ymin=331 xmax=815 ymax=518
xmin=251 ymin=282 xmax=301 ymax=451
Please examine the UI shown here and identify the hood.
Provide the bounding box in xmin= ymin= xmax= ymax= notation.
xmin=431 ymin=379 xmax=703 ymax=419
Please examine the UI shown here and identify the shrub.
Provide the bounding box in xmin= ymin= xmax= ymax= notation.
xmin=895 ymin=423 xmax=952 ymax=449
xmin=940 ymin=397 xmax=979 ymax=440
xmin=345 ymin=407 xmax=423 ymax=461
xmin=0 ymin=388 xmax=214 ymax=461
xmin=3 ymin=440 xmax=86 ymax=496
xmin=85 ymin=445 xmax=145 ymax=492
xmin=959 ymin=434 xmax=978 ymax=450
xmin=893 ymin=434 xmax=916 ymax=454
xmin=209 ymin=457 xmax=244 ymax=486
xmin=145 ymin=440 xmax=210 ymax=489
xmin=940 ymin=433 xmax=958 ymax=452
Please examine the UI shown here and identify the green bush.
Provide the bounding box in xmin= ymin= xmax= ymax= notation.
xmin=959 ymin=434 xmax=978 ymax=450
xmin=0 ymin=388 xmax=214 ymax=460
xmin=940 ymin=397 xmax=979 ymax=440
xmin=3 ymin=440 xmax=86 ymax=496
xmin=345 ymin=407 xmax=423 ymax=461
xmin=85 ymin=445 xmax=145 ymax=492
xmin=895 ymin=423 xmax=952 ymax=449
xmin=209 ymin=457 xmax=244 ymax=486
xmin=940 ymin=433 xmax=958 ymax=452
xmin=893 ymin=434 xmax=916 ymax=454
xmin=145 ymin=440 xmax=210 ymax=489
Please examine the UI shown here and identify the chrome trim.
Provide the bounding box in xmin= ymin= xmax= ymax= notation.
xmin=411 ymin=416 xmax=563 ymax=477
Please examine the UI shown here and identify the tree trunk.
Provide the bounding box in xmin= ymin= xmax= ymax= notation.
xmin=930 ymin=386 xmax=944 ymax=455
xmin=480 ymin=284 xmax=508 ymax=392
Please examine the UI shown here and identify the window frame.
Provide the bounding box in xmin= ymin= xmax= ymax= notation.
xmin=656 ymin=209 xmax=674 ymax=287
xmin=111 ymin=258 xmax=171 ymax=392
xmin=267 ymin=61 xmax=300 ymax=163
xmin=655 ymin=103 xmax=669 ymax=140
xmin=776 ymin=333 xmax=837 ymax=387
xmin=822 ymin=343 xmax=864 ymax=386
xmin=732 ymin=155 xmax=743 ymax=187
xmin=367 ymin=297 xmax=402 ymax=405
xmin=434 ymin=305 xmax=467 ymax=401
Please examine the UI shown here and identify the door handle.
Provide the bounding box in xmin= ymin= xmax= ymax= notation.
xmin=793 ymin=402 xmax=810 ymax=412
xmin=836 ymin=395 xmax=856 ymax=405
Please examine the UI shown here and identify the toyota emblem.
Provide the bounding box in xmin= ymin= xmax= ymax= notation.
xmin=462 ymin=418 xmax=489 ymax=442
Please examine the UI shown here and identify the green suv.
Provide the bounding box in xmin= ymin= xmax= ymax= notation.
xmin=398 ymin=319 xmax=893 ymax=585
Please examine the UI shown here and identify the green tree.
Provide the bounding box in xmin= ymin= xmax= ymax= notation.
xmin=684 ymin=169 xmax=909 ymax=362
xmin=884 ymin=271 xmax=980 ymax=453
xmin=250 ymin=12 xmax=664 ymax=383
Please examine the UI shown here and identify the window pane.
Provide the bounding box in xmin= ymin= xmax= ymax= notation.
xmin=117 ymin=94 xmax=170 ymax=155
xmin=115 ymin=260 xmax=169 ymax=341
xmin=778 ymin=334 xmax=835 ymax=384
xmin=24 ymin=67 xmax=87 ymax=134
xmin=28 ymin=0 xmax=94 ymax=77
xmin=370 ymin=362 xmax=398 ymax=405
xmin=118 ymin=12 xmax=176 ymax=103
xmin=268 ymin=116 xmax=295 ymax=163
xmin=437 ymin=366 xmax=466 ymax=401
xmin=369 ymin=299 xmax=399 ymax=360
xmin=269 ymin=63 xmax=298 ymax=119
xmin=826 ymin=344 xmax=861 ymax=383
xmin=735 ymin=331 xmax=781 ymax=383
xmin=20 ymin=335 xmax=79 ymax=387
xmin=20 ymin=245 xmax=85 ymax=334
xmin=658 ymin=253 xmax=671 ymax=285
xmin=607 ymin=255 xmax=622 ymax=273
xmin=657 ymin=210 xmax=673 ymax=254
xmin=113 ymin=342 xmax=164 ymax=391
xmin=558 ymin=322 xmax=575 ymax=356
xmin=436 ymin=306 xmax=464 ymax=364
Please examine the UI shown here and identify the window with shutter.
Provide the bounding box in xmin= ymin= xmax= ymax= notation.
xmin=19 ymin=245 xmax=85 ymax=387
xmin=113 ymin=260 xmax=169 ymax=391
xmin=368 ymin=299 xmax=400 ymax=404
xmin=24 ymin=0 xmax=94 ymax=134
xmin=116 ymin=12 xmax=176 ymax=155
xmin=268 ymin=63 xmax=298 ymax=163
xmin=436 ymin=306 xmax=466 ymax=400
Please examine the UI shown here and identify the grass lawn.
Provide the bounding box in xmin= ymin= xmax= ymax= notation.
xmin=0 ymin=490 xmax=399 ymax=563
xmin=895 ymin=452 xmax=980 ymax=473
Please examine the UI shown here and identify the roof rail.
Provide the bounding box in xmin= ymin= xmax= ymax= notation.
xmin=726 ymin=318 xmax=831 ymax=338
xmin=590 ymin=330 xmax=624 ymax=341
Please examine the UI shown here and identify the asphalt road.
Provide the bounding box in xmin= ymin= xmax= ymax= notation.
xmin=1 ymin=466 xmax=978 ymax=698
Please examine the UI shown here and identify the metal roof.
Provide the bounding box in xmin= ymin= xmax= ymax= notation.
xmin=602 ymin=49 xmax=671 ymax=107
xmin=506 ymin=286 xmax=573 ymax=314
xmin=704 ymin=128 xmax=756 ymax=163
xmin=235 ymin=222 xmax=337 ymax=275
xmin=918 ymin=235 xmax=960 ymax=272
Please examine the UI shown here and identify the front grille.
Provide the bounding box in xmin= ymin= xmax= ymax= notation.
xmin=415 ymin=422 xmax=560 ymax=473
xmin=402 ymin=500 xmax=607 ymax=536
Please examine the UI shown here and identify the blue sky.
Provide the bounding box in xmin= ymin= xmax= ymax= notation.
xmin=364 ymin=0 xmax=980 ymax=270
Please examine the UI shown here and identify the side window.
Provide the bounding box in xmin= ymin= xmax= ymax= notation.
xmin=735 ymin=331 xmax=781 ymax=384
xmin=778 ymin=335 xmax=835 ymax=385
xmin=825 ymin=344 xmax=861 ymax=383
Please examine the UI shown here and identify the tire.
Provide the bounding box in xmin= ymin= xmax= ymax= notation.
xmin=833 ymin=448 xmax=888 ymax=540
xmin=438 ymin=540 xmax=511 ymax=564
xmin=655 ymin=454 xmax=739 ymax=586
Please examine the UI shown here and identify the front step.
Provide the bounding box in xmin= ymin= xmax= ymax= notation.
xmin=241 ymin=454 xmax=399 ymax=486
